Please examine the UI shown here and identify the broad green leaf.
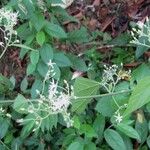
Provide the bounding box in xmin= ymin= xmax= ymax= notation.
xmin=124 ymin=76 xmax=150 ymax=116
xmin=30 ymin=51 xmax=39 ymax=65
xmin=117 ymin=123 xmax=141 ymax=141
xmin=80 ymin=124 xmax=97 ymax=138
xmin=54 ymin=53 xmax=72 ymax=67
xmin=68 ymin=54 xmax=88 ymax=72
xmin=95 ymin=96 xmax=115 ymax=117
xmin=104 ymin=129 xmax=126 ymax=150
xmin=131 ymin=64 xmax=150 ymax=83
xmin=45 ymin=21 xmax=67 ymax=39
xmin=36 ymin=31 xmax=45 ymax=46
xmin=13 ymin=94 xmax=29 ymax=114
xmin=40 ymin=44 xmax=53 ymax=64
xmin=72 ymin=77 xmax=99 ymax=113
xmin=67 ymin=141 xmax=84 ymax=150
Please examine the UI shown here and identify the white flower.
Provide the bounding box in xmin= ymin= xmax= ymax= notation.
xmin=114 ymin=112 xmax=123 ymax=123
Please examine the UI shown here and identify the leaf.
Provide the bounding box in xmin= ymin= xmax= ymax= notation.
xmin=21 ymin=114 xmax=35 ymax=138
xmin=117 ymin=123 xmax=141 ymax=141
xmin=13 ymin=94 xmax=29 ymax=114
xmin=135 ymin=111 xmax=148 ymax=144
xmin=0 ymin=74 xmax=13 ymax=94
xmin=37 ymin=61 xmax=49 ymax=77
xmin=40 ymin=44 xmax=53 ymax=64
xmin=72 ymin=77 xmax=99 ymax=113
xmin=67 ymin=141 xmax=84 ymax=150
xmin=131 ymin=64 xmax=150 ymax=83
xmin=80 ymin=124 xmax=97 ymax=138
xmin=20 ymin=77 xmax=28 ymax=92
xmin=30 ymin=12 xmax=45 ymax=31
xmin=84 ymin=142 xmax=96 ymax=150
xmin=0 ymin=118 xmax=9 ymax=139
xmin=45 ymin=21 xmax=67 ymax=39
xmin=30 ymin=51 xmax=39 ymax=65
xmin=104 ymin=129 xmax=126 ymax=150
xmin=95 ymin=96 xmax=115 ymax=117
xmin=27 ymin=63 xmax=36 ymax=75
xmin=93 ymin=114 xmax=105 ymax=139
xmin=68 ymin=54 xmax=88 ymax=72
xmin=54 ymin=53 xmax=72 ymax=67
xmin=31 ymin=79 xmax=43 ymax=98
xmin=36 ymin=31 xmax=45 ymax=46
xmin=68 ymin=27 xmax=89 ymax=43
xmin=124 ymin=76 xmax=150 ymax=116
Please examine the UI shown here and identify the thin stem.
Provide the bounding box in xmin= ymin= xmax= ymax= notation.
xmin=0 ymin=140 xmax=10 ymax=150
xmin=0 ymin=89 xmax=132 ymax=105
xmin=0 ymin=31 xmax=12 ymax=59
xmin=75 ymin=89 xmax=131 ymax=99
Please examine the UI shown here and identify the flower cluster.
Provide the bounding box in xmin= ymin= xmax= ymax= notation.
xmin=101 ymin=64 xmax=131 ymax=92
xmin=17 ymin=60 xmax=73 ymax=131
xmin=131 ymin=17 xmax=150 ymax=48
xmin=0 ymin=8 xmax=19 ymax=59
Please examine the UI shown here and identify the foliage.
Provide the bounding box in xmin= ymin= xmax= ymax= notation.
xmin=0 ymin=1 xmax=150 ymax=150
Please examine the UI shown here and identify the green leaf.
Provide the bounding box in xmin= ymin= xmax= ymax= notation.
xmin=0 ymin=118 xmax=9 ymax=139
xmin=124 ymin=76 xmax=150 ymax=116
xmin=68 ymin=54 xmax=88 ymax=72
xmin=21 ymin=114 xmax=35 ymax=138
xmin=27 ymin=63 xmax=36 ymax=75
xmin=0 ymin=74 xmax=13 ymax=93
xmin=72 ymin=77 xmax=99 ymax=113
xmin=45 ymin=21 xmax=67 ymax=39
xmin=31 ymin=79 xmax=43 ymax=98
xmin=147 ymin=135 xmax=150 ymax=148
xmin=93 ymin=114 xmax=105 ymax=139
xmin=84 ymin=142 xmax=96 ymax=150
xmin=68 ymin=27 xmax=89 ymax=43
xmin=37 ymin=61 xmax=49 ymax=77
xmin=135 ymin=111 xmax=148 ymax=144
xmin=40 ymin=44 xmax=53 ymax=64
xmin=30 ymin=51 xmax=39 ymax=65
xmin=36 ymin=31 xmax=45 ymax=46
xmin=13 ymin=94 xmax=29 ymax=114
xmin=20 ymin=77 xmax=28 ymax=92
xmin=80 ymin=124 xmax=97 ymax=138
xmin=30 ymin=12 xmax=45 ymax=31
xmin=95 ymin=96 xmax=115 ymax=117
xmin=131 ymin=64 xmax=150 ymax=83
xmin=117 ymin=123 xmax=141 ymax=141
xmin=67 ymin=141 xmax=84 ymax=150
xmin=54 ymin=53 xmax=72 ymax=67
xmin=104 ymin=129 xmax=126 ymax=150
